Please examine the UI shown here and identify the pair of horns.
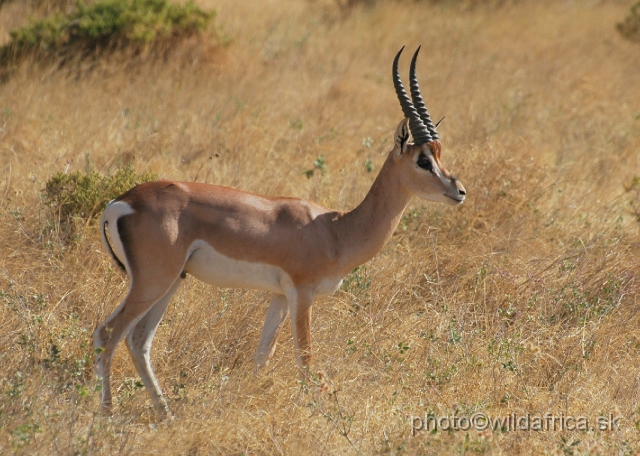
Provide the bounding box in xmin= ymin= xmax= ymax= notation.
xmin=393 ymin=46 xmax=441 ymax=146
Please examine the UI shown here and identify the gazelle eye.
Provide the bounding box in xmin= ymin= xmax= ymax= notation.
xmin=417 ymin=154 xmax=434 ymax=173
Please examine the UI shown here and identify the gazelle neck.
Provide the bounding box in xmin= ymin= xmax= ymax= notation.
xmin=335 ymin=152 xmax=412 ymax=273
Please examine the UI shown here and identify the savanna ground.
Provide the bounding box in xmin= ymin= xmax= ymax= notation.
xmin=1 ymin=0 xmax=640 ymax=453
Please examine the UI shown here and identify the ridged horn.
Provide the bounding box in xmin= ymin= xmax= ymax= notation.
xmin=393 ymin=46 xmax=432 ymax=145
xmin=409 ymin=46 xmax=439 ymax=141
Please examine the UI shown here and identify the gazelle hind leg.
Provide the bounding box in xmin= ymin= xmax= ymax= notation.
xmin=94 ymin=279 xmax=178 ymax=415
xmin=125 ymin=278 xmax=181 ymax=418
xmin=255 ymin=293 xmax=289 ymax=369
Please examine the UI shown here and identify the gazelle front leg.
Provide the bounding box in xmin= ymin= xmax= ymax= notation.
xmin=288 ymin=286 xmax=314 ymax=369
xmin=255 ymin=293 xmax=290 ymax=369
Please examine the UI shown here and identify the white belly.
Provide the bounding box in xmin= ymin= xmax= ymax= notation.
xmin=184 ymin=240 xmax=345 ymax=298
xmin=185 ymin=240 xmax=287 ymax=294
xmin=315 ymin=277 xmax=344 ymax=297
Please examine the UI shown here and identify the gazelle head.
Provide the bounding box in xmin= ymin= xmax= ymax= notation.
xmin=391 ymin=46 xmax=466 ymax=206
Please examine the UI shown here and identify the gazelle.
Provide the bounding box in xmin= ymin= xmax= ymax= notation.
xmin=95 ymin=46 xmax=466 ymax=418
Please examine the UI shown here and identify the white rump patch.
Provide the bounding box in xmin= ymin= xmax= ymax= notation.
xmin=101 ymin=200 xmax=134 ymax=275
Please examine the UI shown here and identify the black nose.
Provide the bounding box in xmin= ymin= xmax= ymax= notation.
xmin=458 ymin=188 xmax=466 ymax=196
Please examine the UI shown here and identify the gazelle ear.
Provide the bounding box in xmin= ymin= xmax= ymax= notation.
xmin=394 ymin=118 xmax=410 ymax=155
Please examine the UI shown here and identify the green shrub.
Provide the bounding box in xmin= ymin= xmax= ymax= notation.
xmin=43 ymin=163 xmax=156 ymax=237
xmin=618 ymin=2 xmax=640 ymax=43
xmin=1 ymin=0 xmax=215 ymax=63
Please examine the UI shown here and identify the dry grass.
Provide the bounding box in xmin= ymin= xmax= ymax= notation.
xmin=1 ymin=0 xmax=640 ymax=453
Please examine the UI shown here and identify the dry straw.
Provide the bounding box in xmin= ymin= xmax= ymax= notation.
xmin=0 ymin=0 xmax=639 ymax=453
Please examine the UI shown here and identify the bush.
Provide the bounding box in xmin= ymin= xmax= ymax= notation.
xmin=43 ymin=163 xmax=156 ymax=239
xmin=1 ymin=0 xmax=216 ymax=63
xmin=617 ymin=2 xmax=640 ymax=43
